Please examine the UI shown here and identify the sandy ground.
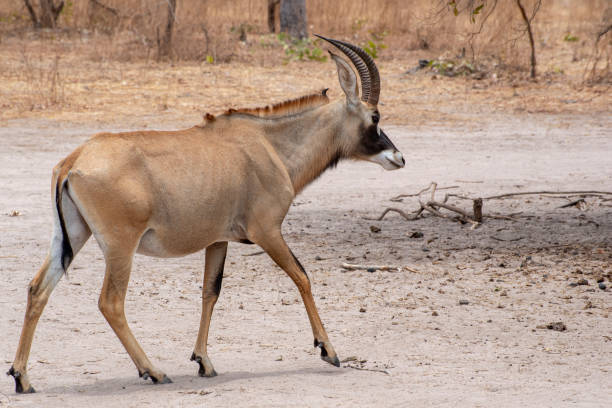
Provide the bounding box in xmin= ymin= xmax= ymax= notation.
xmin=0 ymin=111 xmax=610 ymax=408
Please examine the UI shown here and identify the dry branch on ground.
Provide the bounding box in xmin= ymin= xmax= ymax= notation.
xmin=366 ymin=182 xmax=612 ymax=228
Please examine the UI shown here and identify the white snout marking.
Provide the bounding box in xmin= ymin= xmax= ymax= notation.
xmin=369 ymin=149 xmax=405 ymax=170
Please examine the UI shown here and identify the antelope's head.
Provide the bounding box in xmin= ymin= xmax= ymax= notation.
xmin=316 ymin=35 xmax=405 ymax=171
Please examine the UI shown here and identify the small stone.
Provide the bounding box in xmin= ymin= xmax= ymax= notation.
xmin=315 ymin=255 xmax=322 ymax=261
xmin=599 ymin=282 xmax=607 ymax=290
xmin=369 ymin=225 xmax=381 ymax=233
xmin=359 ymin=307 xmax=367 ymax=313
xmin=548 ymin=322 xmax=566 ymax=331
xmin=577 ymin=279 xmax=589 ymax=286
xmin=459 ymin=299 xmax=469 ymax=305
xmin=275 ymin=356 xmax=283 ymax=361
xmin=409 ymin=231 xmax=424 ymax=239
xmin=366 ymin=267 xmax=376 ymax=273
xmin=431 ymin=311 xmax=439 ymax=316
xmin=597 ymin=277 xmax=604 ymax=283
xmin=537 ymin=322 xmax=566 ymax=332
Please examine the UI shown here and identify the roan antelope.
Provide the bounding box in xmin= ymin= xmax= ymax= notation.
xmin=8 ymin=36 xmax=404 ymax=393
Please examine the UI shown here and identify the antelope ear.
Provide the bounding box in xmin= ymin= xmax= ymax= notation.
xmin=330 ymin=52 xmax=360 ymax=106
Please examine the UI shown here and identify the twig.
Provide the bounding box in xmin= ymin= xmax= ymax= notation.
xmin=242 ymin=250 xmax=265 ymax=257
xmin=363 ymin=207 xmax=423 ymax=221
xmin=491 ymin=236 xmax=524 ymax=242
xmin=341 ymin=263 xmax=401 ymax=272
xmin=558 ymin=199 xmax=586 ymax=209
xmin=483 ymin=191 xmax=612 ymax=200
xmin=427 ymin=200 xmax=470 ymax=219
xmin=483 ymin=214 xmax=518 ymax=221
xmin=390 ymin=183 xmax=458 ymax=201
xmin=425 ymin=200 xmax=480 ymax=227
xmin=343 ymin=364 xmax=390 ymax=375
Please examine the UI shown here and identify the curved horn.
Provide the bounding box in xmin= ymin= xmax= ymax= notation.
xmin=314 ymin=34 xmax=381 ymax=106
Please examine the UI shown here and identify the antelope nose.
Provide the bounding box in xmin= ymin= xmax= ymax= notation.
xmin=394 ymin=150 xmax=405 ymax=168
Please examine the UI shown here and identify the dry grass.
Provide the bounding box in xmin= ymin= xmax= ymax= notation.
xmin=0 ymin=0 xmax=609 ymax=123
xmin=1 ymin=0 xmax=609 ymax=65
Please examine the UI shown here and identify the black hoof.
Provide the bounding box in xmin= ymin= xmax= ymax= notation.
xmin=153 ymin=375 xmax=173 ymax=384
xmin=199 ymin=368 xmax=217 ymax=378
xmin=7 ymin=366 xmax=36 ymax=394
xmin=315 ymin=340 xmax=340 ymax=367
xmin=321 ymin=354 xmax=341 ymax=367
xmin=139 ymin=370 xmax=172 ymax=384
xmin=191 ymin=352 xmax=217 ymax=377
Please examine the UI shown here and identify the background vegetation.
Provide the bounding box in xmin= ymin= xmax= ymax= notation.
xmin=0 ymin=1 xmax=609 ymax=121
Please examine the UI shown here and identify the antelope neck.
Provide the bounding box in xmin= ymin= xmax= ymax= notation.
xmin=261 ymin=101 xmax=345 ymax=194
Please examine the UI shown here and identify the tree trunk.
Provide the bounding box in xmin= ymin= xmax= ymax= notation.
xmin=280 ymin=0 xmax=307 ymax=40
xmin=267 ymin=0 xmax=280 ymax=33
xmin=516 ymin=0 xmax=537 ymax=79
xmin=158 ymin=0 xmax=177 ymax=59
xmin=24 ymin=0 xmax=40 ymax=28
xmin=24 ymin=0 xmax=64 ymax=29
xmin=40 ymin=0 xmax=64 ymax=28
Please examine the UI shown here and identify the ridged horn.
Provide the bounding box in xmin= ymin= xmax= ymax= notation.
xmin=314 ymin=34 xmax=381 ymax=106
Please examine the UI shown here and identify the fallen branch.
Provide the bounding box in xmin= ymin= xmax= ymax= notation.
xmin=341 ymin=263 xmax=400 ymax=272
xmin=242 ymin=250 xmax=265 ymax=257
xmin=482 ymin=190 xmax=612 ymax=200
xmin=391 ymin=182 xmax=458 ymax=201
xmin=368 ymin=184 xmax=611 ymax=229
xmin=363 ymin=207 xmax=422 ymax=221
xmin=343 ymin=364 xmax=390 ymax=375
xmin=558 ymin=199 xmax=586 ymax=209
xmin=341 ymin=263 xmax=419 ymax=273
xmin=367 ymin=182 xmax=486 ymax=226
xmin=491 ymin=236 xmax=524 ymax=242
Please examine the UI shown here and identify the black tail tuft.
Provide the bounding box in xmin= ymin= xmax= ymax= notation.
xmin=55 ymin=179 xmax=73 ymax=271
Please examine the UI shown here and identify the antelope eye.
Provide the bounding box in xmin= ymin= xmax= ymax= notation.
xmin=372 ymin=113 xmax=380 ymax=124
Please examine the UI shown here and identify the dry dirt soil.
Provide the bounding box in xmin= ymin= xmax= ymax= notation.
xmin=0 ymin=110 xmax=611 ymax=408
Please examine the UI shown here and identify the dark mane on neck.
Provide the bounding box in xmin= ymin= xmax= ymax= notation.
xmin=222 ymin=89 xmax=330 ymax=119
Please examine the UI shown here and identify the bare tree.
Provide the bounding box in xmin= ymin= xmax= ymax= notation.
xmin=437 ymin=1 xmax=541 ymax=78
xmin=24 ymin=0 xmax=64 ymax=29
xmin=280 ymin=0 xmax=307 ymax=39
xmin=515 ymin=0 xmax=538 ymax=79
xmin=158 ymin=0 xmax=177 ymax=59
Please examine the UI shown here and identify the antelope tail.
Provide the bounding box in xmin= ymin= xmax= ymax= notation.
xmin=55 ymin=174 xmax=73 ymax=271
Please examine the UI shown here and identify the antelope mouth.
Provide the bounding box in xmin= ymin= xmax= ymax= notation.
xmin=370 ymin=150 xmax=405 ymax=170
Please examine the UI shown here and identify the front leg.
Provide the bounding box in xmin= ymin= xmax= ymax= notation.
xmin=191 ymin=241 xmax=227 ymax=377
xmin=255 ymin=230 xmax=340 ymax=367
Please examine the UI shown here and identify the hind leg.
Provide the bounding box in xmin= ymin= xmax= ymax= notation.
xmin=8 ymin=192 xmax=91 ymax=393
xmin=191 ymin=242 xmax=227 ymax=377
xmin=98 ymin=242 xmax=171 ymax=385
